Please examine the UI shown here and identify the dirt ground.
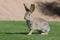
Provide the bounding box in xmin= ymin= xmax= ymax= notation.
xmin=0 ymin=0 xmax=60 ymax=21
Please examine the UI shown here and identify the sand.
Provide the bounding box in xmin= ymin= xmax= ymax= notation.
xmin=0 ymin=0 xmax=60 ymax=21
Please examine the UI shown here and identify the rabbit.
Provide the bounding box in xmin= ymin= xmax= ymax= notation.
xmin=23 ymin=3 xmax=50 ymax=35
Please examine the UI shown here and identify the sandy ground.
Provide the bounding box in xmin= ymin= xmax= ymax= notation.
xmin=0 ymin=0 xmax=60 ymax=21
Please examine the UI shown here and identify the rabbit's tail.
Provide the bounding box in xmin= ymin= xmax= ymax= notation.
xmin=47 ymin=25 xmax=50 ymax=32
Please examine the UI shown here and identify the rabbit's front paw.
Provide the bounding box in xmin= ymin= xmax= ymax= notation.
xmin=27 ymin=33 xmax=31 ymax=35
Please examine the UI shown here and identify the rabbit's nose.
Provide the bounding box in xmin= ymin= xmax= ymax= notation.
xmin=24 ymin=17 xmax=26 ymax=19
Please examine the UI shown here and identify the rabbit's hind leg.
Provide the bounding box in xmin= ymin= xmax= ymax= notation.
xmin=41 ymin=32 xmax=48 ymax=35
xmin=41 ymin=30 xmax=48 ymax=35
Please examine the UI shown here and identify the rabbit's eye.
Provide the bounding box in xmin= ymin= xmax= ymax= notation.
xmin=29 ymin=14 xmax=30 ymax=16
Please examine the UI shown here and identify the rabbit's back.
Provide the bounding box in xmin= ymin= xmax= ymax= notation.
xmin=31 ymin=18 xmax=50 ymax=32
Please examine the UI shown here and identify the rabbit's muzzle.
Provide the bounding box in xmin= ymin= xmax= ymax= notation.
xmin=24 ymin=16 xmax=26 ymax=20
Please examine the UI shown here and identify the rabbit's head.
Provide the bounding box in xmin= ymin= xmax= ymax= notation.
xmin=23 ymin=3 xmax=35 ymax=20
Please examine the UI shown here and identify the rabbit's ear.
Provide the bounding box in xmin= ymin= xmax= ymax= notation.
xmin=23 ymin=3 xmax=30 ymax=12
xmin=30 ymin=4 xmax=35 ymax=13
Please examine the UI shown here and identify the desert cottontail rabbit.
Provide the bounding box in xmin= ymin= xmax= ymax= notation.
xmin=23 ymin=3 xmax=50 ymax=35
